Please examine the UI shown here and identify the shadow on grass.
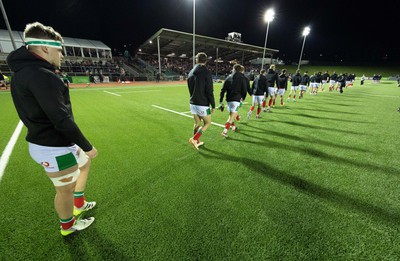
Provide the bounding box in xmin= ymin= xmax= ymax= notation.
xmin=322 ymin=94 xmax=363 ymax=100
xmin=233 ymin=130 xmax=398 ymax=175
xmin=303 ymin=100 xmax=359 ymax=107
xmin=269 ymin=119 xmax=368 ymax=135
xmin=63 ymin=227 xmax=133 ymax=260
xmin=289 ymin=112 xmax=372 ymax=124
xmin=297 ymin=107 xmax=364 ymax=115
xmin=241 ymin=125 xmax=369 ymax=153
xmin=200 ymin=147 xmax=400 ymax=226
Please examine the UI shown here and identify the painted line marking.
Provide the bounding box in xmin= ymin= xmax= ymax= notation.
xmin=152 ymin=105 xmax=224 ymax=128
xmin=114 ymin=90 xmax=161 ymax=94
xmin=0 ymin=121 xmax=24 ymax=182
xmin=103 ymin=91 xmax=121 ymax=96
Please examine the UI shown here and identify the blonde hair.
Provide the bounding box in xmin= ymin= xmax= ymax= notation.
xmin=24 ymin=22 xmax=63 ymax=43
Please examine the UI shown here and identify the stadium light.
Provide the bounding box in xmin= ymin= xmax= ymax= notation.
xmin=0 ymin=0 xmax=16 ymax=50
xmin=192 ymin=0 xmax=196 ymax=67
xmin=261 ymin=8 xmax=275 ymax=70
xmin=297 ymin=26 xmax=310 ymax=71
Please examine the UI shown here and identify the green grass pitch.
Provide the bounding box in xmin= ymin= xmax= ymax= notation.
xmin=0 ymin=79 xmax=399 ymax=260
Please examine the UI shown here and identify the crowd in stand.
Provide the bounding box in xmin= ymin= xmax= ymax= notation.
xmin=143 ymin=54 xmax=259 ymax=78
xmin=61 ymin=59 xmax=121 ymax=76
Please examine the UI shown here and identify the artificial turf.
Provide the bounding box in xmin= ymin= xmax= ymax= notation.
xmin=0 ymin=79 xmax=399 ymax=260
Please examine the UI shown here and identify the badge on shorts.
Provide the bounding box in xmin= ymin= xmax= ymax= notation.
xmin=55 ymin=152 xmax=77 ymax=171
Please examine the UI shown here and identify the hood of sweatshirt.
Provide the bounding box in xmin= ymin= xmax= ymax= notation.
xmin=7 ymin=46 xmax=54 ymax=73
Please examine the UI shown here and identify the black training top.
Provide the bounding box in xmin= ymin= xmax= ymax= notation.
xmin=220 ymin=72 xmax=248 ymax=103
xmin=277 ymin=73 xmax=288 ymax=89
xmin=7 ymin=46 xmax=92 ymax=151
xmin=187 ymin=64 xmax=215 ymax=108
xmin=291 ymin=73 xmax=302 ymax=86
xmin=265 ymin=69 xmax=278 ymax=88
xmin=300 ymin=74 xmax=310 ymax=86
xmin=252 ymin=74 xmax=267 ymax=95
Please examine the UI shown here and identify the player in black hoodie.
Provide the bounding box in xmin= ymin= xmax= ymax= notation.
xmin=187 ymin=52 xmax=215 ymax=149
xmin=7 ymin=22 xmax=96 ymax=236
xmin=276 ymin=69 xmax=288 ymax=106
xmin=299 ymin=71 xmax=310 ymax=99
xmin=329 ymin=71 xmax=338 ymax=91
xmin=321 ymin=70 xmax=330 ymax=92
xmin=220 ymin=64 xmax=248 ymax=137
xmin=262 ymin=64 xmax=279 ymax=112
xmin=337 ymin=73 xmax=347 ymax=93
xmin=287 ymin=69 xmax=302 ymax=102
xmin=247 ymin=69 xmax=267 ymax=119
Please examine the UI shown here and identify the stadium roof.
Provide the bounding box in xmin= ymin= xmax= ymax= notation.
xmin=0 ymin=29 xmax=111 ymax=54
xmin=136 ymin=28 xmax=279 ymax=63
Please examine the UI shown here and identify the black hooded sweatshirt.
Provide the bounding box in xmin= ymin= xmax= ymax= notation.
xmin=265 ymin=68 xmax=278 ymax=88
xmin=252 ymin=74 xmax=267 ymax=95
xmin=7 ymin=46 xmax=92 ymax=151
xmin=219 ymin=72 xmax=248 ymax=103
xmin=187 ymin=64 xmax=215 ymax=108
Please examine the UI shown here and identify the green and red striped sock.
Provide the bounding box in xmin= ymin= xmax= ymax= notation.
xmin=60 ymin=216 xmax=75 ymax=230
xmin=74 ymin=191 xmax=85 ymax=208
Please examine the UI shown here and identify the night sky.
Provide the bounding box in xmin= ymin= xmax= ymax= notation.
xmin=1 ymin=0 xmax=398 ymax=63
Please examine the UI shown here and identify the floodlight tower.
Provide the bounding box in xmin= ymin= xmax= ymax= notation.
xmin=192 ymin=0 xmax=196 ymax=67
xmin=297 ymin=26 xmax=310 ymax=71
xmin=261 ymin=8 xmax=275 ymax=70
xmin=0 ymin=0 xmax=16 ymax=49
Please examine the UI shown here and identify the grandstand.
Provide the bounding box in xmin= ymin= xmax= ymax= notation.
xmin=0 ymin=29 xmax=120 ymax=83
xmin=134 ymin=28 xmax=279 ymax=81
xmin=1 ymin=28 xmax=280 ymax=83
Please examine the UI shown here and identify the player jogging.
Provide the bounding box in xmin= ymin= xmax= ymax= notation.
xmin=321 ymin=70 xmax=330 ymax=91
xmin=248 ymin=69 xmax=267 ymax=119
xmin=299 ymin=71 xmax=310 ymax=99
xmin=220 ymin=64 xmax=249 ymax=137
xmin=287 ymin=69 xmax=301 ymax=102
xmin=262 ymin=64 xmax=278 ymax=112
xmin=337 ymin=73 xmax=346 ymax=93
xmin=235 ymin=65 xmax=252 ymax=122
xmin=187 ymin=52 xmax=215 ymax=150
xmin=329 ymin=71 xmax=338 ymax=91
xmin=309 ymin=72 xmax=318 ymax=95
xmin=276 ymin=69 xmax=288 ymax=106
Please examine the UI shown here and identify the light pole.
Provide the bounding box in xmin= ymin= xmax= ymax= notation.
xmin=261 ymin=8 xmax=274 ymax=70
xmin=192 ymin=0 xmax=196 ymax=67
xmin=0 ymin=0 xmax=16 ymax=49
xmin=297 ymin=26 xmax=310 ymax=71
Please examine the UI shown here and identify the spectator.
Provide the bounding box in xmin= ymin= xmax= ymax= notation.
xmin=0 ymin=70 xmax=7 ymax=89
xmin=156 ymin=72 xmax=161 ymax=83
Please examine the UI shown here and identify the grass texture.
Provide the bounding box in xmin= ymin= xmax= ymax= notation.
xmin=0 ymin=79 xmax=399 ymax=260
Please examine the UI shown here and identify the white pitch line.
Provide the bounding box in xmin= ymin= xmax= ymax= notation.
xmin=152 ymin=105 xmax=225 ymax=128
xmin=103 ymin=90 xmax=121 ymax=96
xmin=0 ymin=120 xmax=24 ymax=182
xmin=114 ymin=90 xmax=161 ymax=94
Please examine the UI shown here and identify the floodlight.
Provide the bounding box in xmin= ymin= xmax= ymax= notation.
xmin=264 ymin=9 xmax=275 ymax=23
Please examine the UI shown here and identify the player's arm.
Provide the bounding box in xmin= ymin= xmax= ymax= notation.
xmin=205 ymin=73 xmax=215 ymax=109
xmin=219 ymin=79 xmax=228 ymax=103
